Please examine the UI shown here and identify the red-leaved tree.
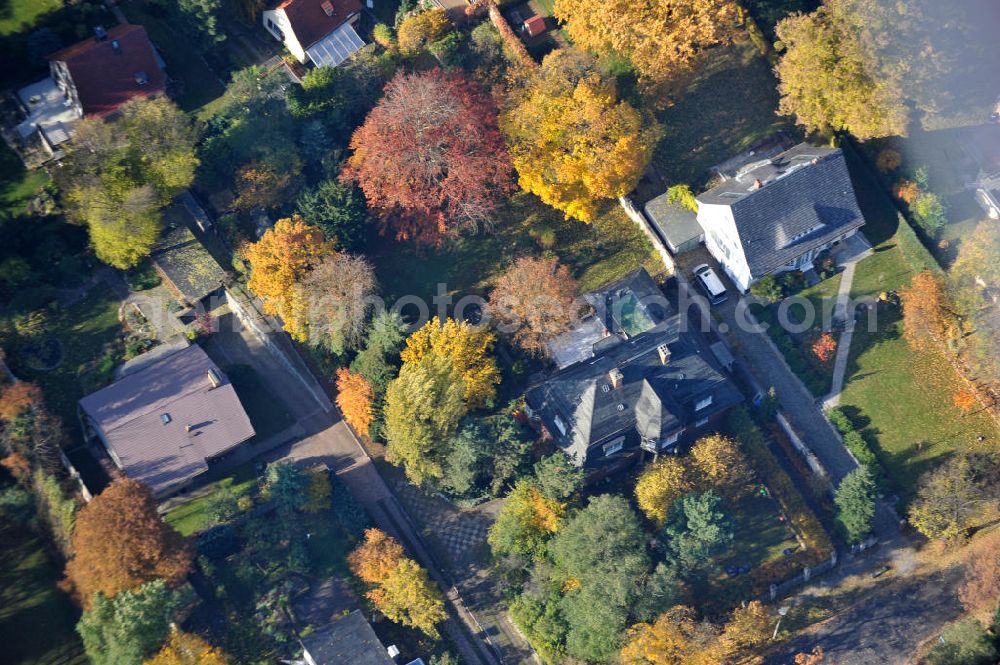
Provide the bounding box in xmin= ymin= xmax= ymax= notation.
xmin=811 ymin=332 xmax=837 ymax=364
xmin=342 ymin=68 xmax=515 ymax=246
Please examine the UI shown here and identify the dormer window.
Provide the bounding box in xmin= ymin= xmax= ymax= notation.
xmin=695 ymin=395 xmax=713 ymax=411
xmin=603 ymin=437 xmax=624 ymax=456
xmin=134 ymin=71 xmax=149 ymax=86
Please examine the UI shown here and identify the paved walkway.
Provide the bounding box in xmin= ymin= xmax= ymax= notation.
xmin=823 ymin=238 xmax=874 ymax=409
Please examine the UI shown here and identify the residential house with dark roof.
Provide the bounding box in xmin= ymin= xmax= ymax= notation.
xmin=263 ymin=0 xmax=365 ymax=68
xmin=13 ymin=25 xmax=165 ymax=154
xmin=695 ymin=144 xmax=866 ymax=292
xmin=78 ymin=342 xmax=254 ymax=498
xmin=525 ymin=269 xmax=743 ymax=474
xmin=299 ymin=611 xmax=397 ymax=665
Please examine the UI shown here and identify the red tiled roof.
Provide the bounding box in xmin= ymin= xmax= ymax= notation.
xmin=48 ymin=25 xmax=166 ymax=117
xmin=524 ymin=15 xmax=547 ymax=37
xmin=274 ymin=0 xmax=364 ymax=50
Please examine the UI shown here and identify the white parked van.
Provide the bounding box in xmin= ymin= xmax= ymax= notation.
xmin=693 ymin=264 xmax=728 ymax=305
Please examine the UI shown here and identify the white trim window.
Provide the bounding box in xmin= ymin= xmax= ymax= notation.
xmin=695 ymin=395 xmax=713 ymax=411
xmin=603 ymin=437 xmax=625 ymax=456
xmin=661 ymin=430 xmax=681 ymax=448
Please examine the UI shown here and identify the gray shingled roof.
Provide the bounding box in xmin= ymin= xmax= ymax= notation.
xmin=525 ymin=314 xmax=743 ymax=466
xmin=697 ymin=144 xmax=865 ymax=278
xmin=643 ymin=194 xmax=703 ymax=253
xmin=300 ymin=611 xmax=394 ymax=665
xmin=79 ymin=343 xmax=254 ymax=495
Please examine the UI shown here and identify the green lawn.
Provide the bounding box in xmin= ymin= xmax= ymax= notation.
xmin=838 ymin=144 xmax=1000 ymax=501
xmin=0 ymin=522 xmax=86 ymax=665
xmin=8 ymin=292 xmax=123 ymax=431
xmin=649 ymin=40 xmax=793 ymax=194
xmin=371 ymin=191 xmax=662 ymax=304
xmin=0 ymin=0 xmax=62 ymax=35
xmin=1 ymin=143 xmax=48 ymax=217
xmin=164 ymin=463 xmax=259 ymax=536
xmin=120 ymin=2 xmax=225 ymax=114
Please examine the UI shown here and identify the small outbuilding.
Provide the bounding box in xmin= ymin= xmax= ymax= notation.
xmin=643 ymin=192 xmax=704 ymax=254
xmin=523 ymin=15 xmax=547 ymax=37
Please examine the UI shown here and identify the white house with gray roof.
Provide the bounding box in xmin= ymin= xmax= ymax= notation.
xmin=695 ymin=144 xmax=866 ymax=292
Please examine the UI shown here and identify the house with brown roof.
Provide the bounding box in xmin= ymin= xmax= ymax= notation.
xmin=263 ymin=0 xmax=366 ymax=67
xmin=13 ymin=25 xmax=165 ymax=156
xmin=78 ymin=342 xmax=254 ymax=498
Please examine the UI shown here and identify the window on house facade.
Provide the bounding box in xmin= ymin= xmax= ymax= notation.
xmin=695 ymin=395 xmax=713 ymax=411
xmin=661 ymin=430 xmax=681 ymax=448
xmin=603 ymin=437 xmax=625 ymax=456
xmin=695 ymin=417 xmax=710 ymax=428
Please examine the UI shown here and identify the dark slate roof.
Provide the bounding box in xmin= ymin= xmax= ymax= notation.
xmin=643 ymin=193 xmax=703 ymax=252
xmin=150 ymin=224 xmax=226 ymax=304
xmin=300 ymin=611 xmax=394 ymax=665
xmin=525 ymin=314 xmax=743 ymax=465
xmin=274 ymin=0 xmax=364 ymax=50
xmin=697 ymin=144 xmax=866 ymax=277
xmin=79 ymin=344 xmax=254 ymax=495
xmin=48 ymin=25 xmax=166 ymax=117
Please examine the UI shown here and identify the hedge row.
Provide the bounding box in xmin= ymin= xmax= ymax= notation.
xmin=825 ymin=406 xmax=887 ymax=486
xmin=749 ymin=303 xmax=829 ymax=396
xmin=726 ymin=409 xmax=833 ymax=594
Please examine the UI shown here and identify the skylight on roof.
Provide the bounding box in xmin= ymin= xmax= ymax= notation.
xmin=161 ymin=413 xmax=171 ymax=424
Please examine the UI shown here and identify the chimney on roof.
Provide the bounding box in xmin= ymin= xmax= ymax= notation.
xmin=207 ymin=369 xmax=221 ymax=389
xmin=750 ymin=178 xmax=762 ymax=191
xmin=185 ymin=424 xmax=194 ymax=433
xmin=657 ymin=344 xmax=672 ymax=365
xmin=111 ymin=39 xmax=122 ymax=55
xmin=609 ymin=368 xmax=623 ymax=390
xmin=94 ymin=26 xmax=108 ymax=42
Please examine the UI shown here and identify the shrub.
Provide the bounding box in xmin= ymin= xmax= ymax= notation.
xmin=331 ymin=475 xmax=370 ymax=538
xmin=911 ymin=192 xmax=947 ymax=235
xmin=876 ymin=149 xmax=902 ymax=173
xmin=893 ymin=179 xmax=921 ymax=204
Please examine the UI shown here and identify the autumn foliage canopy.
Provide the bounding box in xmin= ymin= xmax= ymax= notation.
xmin=489 ymin=256 xmax=580 ymax=357
xmin=343 ymin=68 xmax=514 ymax=245
xmin=335 ymin=368 xmax=375 ymax=436
xmin=64 ymin=478 xmax=193 ymax=606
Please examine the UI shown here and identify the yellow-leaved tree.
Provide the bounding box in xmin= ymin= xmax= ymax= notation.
xmin=500 ymin=49 xmax=662 ymax=222
xmin=397 ymin=7 xmax=452 ymax=55
xmin=635 ymin=457 xmax=692 ymax=527
xmin=384 ymin=354 xmax=467 ymax=486
xmin=620 ymin=605 xmax=723 ymax=665
xmin=244 ymin=215 xmax=334 ymax=338
xmin=144 ymin=628 xmax=229 ymax=665
xmin=689 ymin=434 xmax=753 ymax=491
xmin=400 ymin=317 xmax=500 ymax=409
xmin=553 ymin=0 xmax=738 ymax=98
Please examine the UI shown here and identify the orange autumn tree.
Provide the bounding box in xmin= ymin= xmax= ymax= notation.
xmin=795 ymin=647 xmax=833 ymax=665
xmin=488 ymin=256 xmax=580 ymax=357
xmin=348 ymin=528 xmax=405 ymax=584
xmin=811 ymin=332 xmax=838 ymax=363
xmin=900 ymin=271 xmax=951 ymax=351
xmin=245 ymin=215 xmax=334 ymax=340
xmin=144 ymin=628 xmax=229 ymax=665
xmin=335 ymin=368 xmax=375 ymax=436
xmin=64 ymin=478 xmax=193 ymax=606
xmin=0 ymin=380 xmax=43 ymax=421
xmin=953 ymin=388 xmax=977 ymax=413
